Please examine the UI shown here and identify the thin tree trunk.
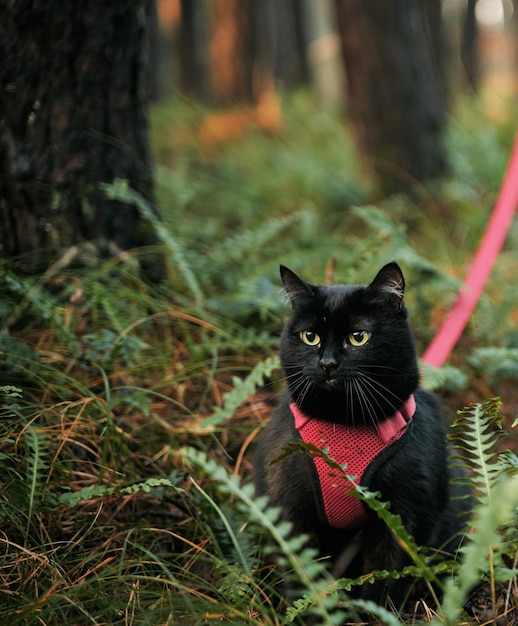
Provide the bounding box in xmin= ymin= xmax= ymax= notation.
xmin=335 ymin=0 xmax=447 ymax=194
xmin=300 ymin=0 xmax=344 ymax=107
xmin=423 ymin=0 xmax=449 ymax=105
xmin=461 ymin=0 xmax=480 ymax=90
xmin=0 ymin=0 xmax=157 ymax=273
xmin=178 ymin=0 xmax=211 ymax=100
xmin=274 ymin=0 xmax=308 ymax=89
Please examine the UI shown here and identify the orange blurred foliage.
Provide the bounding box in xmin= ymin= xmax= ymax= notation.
xmin=200 ymin=89 xmax=282 ymax=148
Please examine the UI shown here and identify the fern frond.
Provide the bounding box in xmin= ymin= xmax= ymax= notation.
xmin=215 ymin=212 xmax=314 ymax=266
xmin=440 ymin=399 xmax=518 ymax=623
xmin=272 ymin=440 xmax=434 ymax=579
xmin=24 ymin=425 xmax=49 ymax=537
xmin=201 ymin=355 xmax=280 ymax=428
xmin=285 ymin=559 xmax=453 ymax=624
xmin=102 ymin=180 xmax=204 ymax=305
xmin=440 ymin=474 xmax=518 ymax=625
xmin=0 ymin=385 xmax=22 ymax=417
xmin=181 ymin=447 xmax=341 ymax=623
xmin=449 ymin=398 xmax=506 ymax=505
xmin=59 ymin=477 xmax=174 ymax=507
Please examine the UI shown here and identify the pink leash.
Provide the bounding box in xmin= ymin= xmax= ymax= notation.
xmin=422 ymin=131 xmax=518 ymax=368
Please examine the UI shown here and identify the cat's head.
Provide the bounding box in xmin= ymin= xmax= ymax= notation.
xmin=279 ymin=262 xmax=419 ymax=425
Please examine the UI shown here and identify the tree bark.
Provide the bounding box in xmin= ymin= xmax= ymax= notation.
xmin=0 ymin=0 xmax=157 ymax=272
xmin=335 ymin=0 xmax=447 ymax=195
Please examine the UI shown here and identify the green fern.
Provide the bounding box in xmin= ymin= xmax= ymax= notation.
xmin=23 ymin=425 xmax=50 ymax=537
xmin=182 ymin=446 xmax=347 ymax=625
xmin=59 ymin=477 xmax=175 ymax=508
xmin=439 ymin=399 xmax=518 ymax=624
xmin=102 ymin=179 xmax=204 ymax=306
xmin=449 ymin=397 xmax=507 ymax=502
xmin=213 ymin=212 xmax=315 ymax=267
xmin=275 ymin=439 xmax=445 ymax=618
xmin=440 ymin=474 xmax=518 ymax=625
xmin=0 ymin=385 xmax=22 ymax=414
xmin=201 ymin=355 xmax=280 ymax=428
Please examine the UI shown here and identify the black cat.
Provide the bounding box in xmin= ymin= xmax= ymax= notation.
xmin=253 ymin=262 xmax=471 ymax=606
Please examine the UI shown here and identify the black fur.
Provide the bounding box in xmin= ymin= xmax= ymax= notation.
xmin=253 ymin=263 xmax=472 ymax=606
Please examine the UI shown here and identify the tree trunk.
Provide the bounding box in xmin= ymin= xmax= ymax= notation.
xmin=0 ymin=0 xmax=157 ymax=272
xmin=210 ymin=0 xmax=253 ymax=103
xmin=461 ymin=0 xmax=480 ymax=90
xmin=178 ymin=0 xmax=211 ymax=100
xmin=273 ymin=0 xmax=308 ymax=90
xmin=335 ymin=0 xmax=447 ymax=195
xmin=250 ymin=0 xmax=307 ymax=94
xmin=422 ymin=0 xmax=449 ymax=104
xmin=300 ymin=0 xmax=344 ymax=108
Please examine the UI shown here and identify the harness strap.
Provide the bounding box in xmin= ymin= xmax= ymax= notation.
xmin=292 ymin=396 xmax=415 ymax=529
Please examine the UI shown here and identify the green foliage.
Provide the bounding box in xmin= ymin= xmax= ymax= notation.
xmin=182 ymin=446 xmax=346 ymax=625
xmin=202 ymin=355 xmax=280 ymax=428
xmin=441 ymin=475 xmax=518 ymax=625
xmin=450 ymin=398 xmax=509 ymax=499
xmin=0 ymin=389 xmax=56 ymax=544
xmin=267 ymin=398 xmax=518 ymax=624
xmin=59 ymin=477 xmax=176 ymax=508
xmin=103 ymin=179 xmax=205 ymax=307
xmin=420 ymin=362 xmax=468 ymax=392
xmin=0 ymin=384 xmax=22 ymax=410
xmin=440 ymin=399 xmax=518 ymax=624
xmin=446 ymin=115 xmax=509 ymax=194
xmin=468 ymin=347 xmax=518 ymax=383
xmin=1 ymin=92 xmax=518 ymax=623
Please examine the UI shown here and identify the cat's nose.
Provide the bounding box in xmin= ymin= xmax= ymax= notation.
xmin=319 ymin=356 xmax=338 ymax=375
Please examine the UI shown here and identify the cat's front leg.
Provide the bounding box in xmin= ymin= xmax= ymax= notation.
xmin=356 ymin=518 xmax=412 ymax=607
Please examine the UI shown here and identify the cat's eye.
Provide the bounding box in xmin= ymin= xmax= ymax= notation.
xmin=348 ymin=331 xmax=370 ymax=346
xmin=300 ymin=330 xmax=321 ymax=346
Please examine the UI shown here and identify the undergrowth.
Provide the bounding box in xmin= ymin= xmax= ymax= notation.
xmin=0 ymin=92 xmax=517 ymax=623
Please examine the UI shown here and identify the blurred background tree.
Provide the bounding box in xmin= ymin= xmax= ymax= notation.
xmin=0 ymin=0 xmax=157 ymax=273
xmin=152 ymin=0 xmax=518 ymax=193
xmin=335 ymin=0 xmax=448 ymax=194
xmin=2 ymin=0 xmax=517 ymax=269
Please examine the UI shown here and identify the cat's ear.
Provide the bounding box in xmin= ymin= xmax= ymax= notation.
xmin=367 ymin=262 xmax=405 ymax=310
xmin=280 ymin=265 xmax=315 ymax=308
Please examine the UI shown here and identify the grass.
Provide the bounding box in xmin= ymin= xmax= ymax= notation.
xmin=1 ymin=90 xmax=517 ymax=624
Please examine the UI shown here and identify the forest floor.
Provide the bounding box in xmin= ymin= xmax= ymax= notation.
xmin=2 ymin=88 xmax=518 ymax=624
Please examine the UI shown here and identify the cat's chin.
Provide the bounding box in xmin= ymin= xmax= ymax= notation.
xmin=323 ymin=378 xmax=339 ymax=389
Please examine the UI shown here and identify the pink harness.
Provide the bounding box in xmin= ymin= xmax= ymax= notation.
xmin=291 ymin=395 xmax=416 ymax=529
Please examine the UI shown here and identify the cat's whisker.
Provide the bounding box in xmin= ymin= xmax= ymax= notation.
xmin=352 ymin=378 xmax=374 ymax=430
xmin=297 ymin=378 xmax=314 ymax=408
xmin=346 ymin=380 xmax=355 ymax=424
xmin=356 ymin=370 xmax=406 ymax=407
xmin=355 ymin=378 xmax=383 ymax=429
xmin=358 ymin=376 xmax=400 ymax=411
xmin=283 ymin=368 xmax=315 ymax=408
xmin=357 ymin=364 xmax=403 ymax=374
